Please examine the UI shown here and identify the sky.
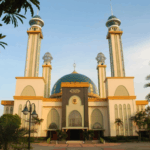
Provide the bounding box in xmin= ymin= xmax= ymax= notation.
xmin=0 ymin=0 xmax=150 ymax=116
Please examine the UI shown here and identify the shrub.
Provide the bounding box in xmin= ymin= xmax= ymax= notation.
xmin=100 ymin=137 xmax=104 ymax=143
xmin=47 ymin=137 xmax=51 ymax=144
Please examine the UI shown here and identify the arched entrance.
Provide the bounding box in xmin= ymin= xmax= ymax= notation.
xmin=67 ymin=110 xmax=83 ymax=140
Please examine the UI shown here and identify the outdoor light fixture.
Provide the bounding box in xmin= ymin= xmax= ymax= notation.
xmin=22 ymin=100 xmax=37 ymax=150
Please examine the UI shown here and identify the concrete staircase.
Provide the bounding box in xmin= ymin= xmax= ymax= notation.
xmin=66 ymin=141 xmax=84 ymax=144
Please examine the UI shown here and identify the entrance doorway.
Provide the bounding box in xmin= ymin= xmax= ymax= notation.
xmin=67 ymin=129 xmax=83 ymax=140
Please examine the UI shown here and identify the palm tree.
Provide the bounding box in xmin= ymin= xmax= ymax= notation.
xmin=0 ymin=33 xmax=7 ymax=49
xmin=0 ymin=0 xmax=40 ymax=49
xmin=130 ymin=111 xmax=146 ymax=141
xmin=32 ymin=117 xmax=43 ymax=141
xmin=144 ymin=74 xmax=150 ymax=102
xmin=114 ymin=118 xmax=123 ymax=136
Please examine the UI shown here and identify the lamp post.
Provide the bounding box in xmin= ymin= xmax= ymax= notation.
xmin=22 ymin=100 xmax=38 ymax=150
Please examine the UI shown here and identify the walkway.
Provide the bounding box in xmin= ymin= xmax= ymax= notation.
xmin=32 ymin=142 xmax=150 ymax=150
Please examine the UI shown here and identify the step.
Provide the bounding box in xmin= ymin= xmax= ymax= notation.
xmin=66 ymin=141 xmax=84 ymax=144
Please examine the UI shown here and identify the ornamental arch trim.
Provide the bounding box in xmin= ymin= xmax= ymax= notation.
xmin=91 ymin=108 xmax=103 ymax=129
xmin=21 ymin=85 xmax=36 ymax=96
xmin=114 ymin=85 xmax=129 ymax=96
xmin=47 ymin=108 xmax=60 ymax=129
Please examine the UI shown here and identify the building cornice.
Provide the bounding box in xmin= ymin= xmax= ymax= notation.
xmin=1 ymin=100 xmax=14 ymax=106
xmin=105 ymin=77 xmax=134 ymax=82
xmin=97 ymin=65 xmax=107 ymax=69
xmin=43 ymin=98 xmax=62 ymax=102
xmin=136 ymin=100 xmax=148 ymax=105
xmin=27 ymin=30 xmax=43 ymax=39
xmin=107 ymin=96 xmax=136 ymax=100
xmin=42 ymin=65 xmax=52 ymax=69
xmin=61 ymin=82 xmax=89 ymax=88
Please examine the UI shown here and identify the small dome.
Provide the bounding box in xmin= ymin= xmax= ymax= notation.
xmin=33 ymin=15 xmax=41 ymax=19
xmin=51 ymin=73 xmax=98 ymax=95
xmin=108 ymin=15 xmax=117 ymax=20
xmin=29 ymin=15 xmax=44 ymax=27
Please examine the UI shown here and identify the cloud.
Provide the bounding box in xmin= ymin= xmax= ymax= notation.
xmin=124 ymin=37 xmax=150 ymax=102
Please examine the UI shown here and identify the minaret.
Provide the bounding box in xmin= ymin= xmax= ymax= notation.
xmin=24 ymin=15 xmax=44 ymax=77
xmin=42 ymin=52 xmax=53 ymax=98
xmin=106 ymin=15 xmax=125 ymax=77
xmin=96 ymin=52 xmax=107 ymax=98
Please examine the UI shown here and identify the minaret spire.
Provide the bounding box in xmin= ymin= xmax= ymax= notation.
xmin=73 ymin=61 xmax=76 ymax=71
xmin=110 ymin=0 xmax=113 ymax=15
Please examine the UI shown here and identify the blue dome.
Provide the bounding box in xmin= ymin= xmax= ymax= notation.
xmin=108 ymin=15 xmax=117 ymax=20
xmin=51 ymin=72 xmax=98 ymax=95
xmin=33 ymin=15 xmax=41 ymax=19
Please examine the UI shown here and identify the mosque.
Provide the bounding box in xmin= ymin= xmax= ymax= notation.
xmin=1 ymin=12 xmax=149 ymax=140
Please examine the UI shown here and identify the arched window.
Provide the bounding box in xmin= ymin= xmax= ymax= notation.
xmin=123 ymin=104 xmax=128 ymax=136
xmin=91 ymin=109 xmax=103 ymax=129
xmin=10 ymin=107 xmax=13 ymax=115
xmin=114 ymin=104 xmax=119 ymax=135
xmin=6 ymin=107 xmax=9 ymax=114
xmin=127 ymin=104 xmax=133 ymax=136
xmin=18 ymin=104 xmax=22 ymax=117
xmin=69 ymin=110 xmax=82 ymax=127
xmin=119 ymin=104 xmax=124 ymax=135
xmin=47 ymin=108 xmax=59 ymax=129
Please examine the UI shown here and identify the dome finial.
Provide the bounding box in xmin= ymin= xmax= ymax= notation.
xmin=37 ymin=9 xmax=39 ymax=15
xmin=73 ymin=61 xmax=76 ymax=71
xmin=72 ymin=61 xmax=78 ymax=74
xmin=110 ymin=0 xmax=113 ymax=15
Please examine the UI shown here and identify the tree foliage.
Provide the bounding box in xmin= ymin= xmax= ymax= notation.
xmin=144 ymin=74 xmax=150 ymax=101
xmin=0 ymin=0 xmax=40 ymax=49
xmin=0 ymin=114 xmax=37 ymax=150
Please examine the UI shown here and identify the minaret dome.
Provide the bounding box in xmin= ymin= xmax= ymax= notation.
xmin=29 ymin=15 xmax=44 ymax=28
xmin=106 ymin=15 xmax=121 ymax=29
xmin=43 ymin=52 xmax=53 ymax=64
xmin=96 ymin=52 xmax=106 ymax=65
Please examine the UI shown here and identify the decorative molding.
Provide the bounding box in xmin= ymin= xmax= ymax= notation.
xmin=106 ymin=77 xmax=134 ymax=79
xmin=27 ymin=30 xmax=43 ymax=39
xmin=97 ymin=65 xmax=107 ymax=68
xmin=15 ymin=77 xmax=46 ymax=83
xmin=109 ymin=31 xmax=123 ymax=34
xmin=43 ymin=106 xmax=62 ymax=108
xmin=88 ymin=98 xmax=107 ymax=102
xmin=1 ymin=100 xmax=14 ymax=106
xmin=136 ymin=101 xmax=148 ymax=105
xmin=42 ymin=65 xmax=52 ymax=69
xmin=88 ymin=106 xmax=106 ymax=108
xmin=13 ymin=96 xmax=43 ymax=100
xmin=70 ymin=89 xmax=80 ymax=93
xmin=61 ymin=82 xmax=89 ymax=87
xmin=88 ymin=93 xmax=100 ymax=98
xmin=43 ymin=98 xmax=62 ymax=102
xmin=107 ymin=96 xmax=136 ymax=100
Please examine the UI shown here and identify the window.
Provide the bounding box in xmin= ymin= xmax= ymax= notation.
xmin=10 ymin=107 xmax=13 ymax=114
xmin=6 ymin=107 xmax=9 ymax=114
xmin=69 ymin=110 xmax=82 ymax=127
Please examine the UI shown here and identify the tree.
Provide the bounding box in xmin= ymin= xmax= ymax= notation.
xmin=32 ymin=117 xmax=43 ymax=141
xmin=114 ymin=118 xmax=123 ymax=136
xmin=130 ymin=111 xmax=146 ymax=141
xmin=0 ymin=0 xmax=40 ymax=49
xmin=144 ymin=74 xmax=150 ymax=102
xmin=0 ymin=114 xmax=37 ymax=150
xmin=144 ymin=106 xmax=150 ymax=140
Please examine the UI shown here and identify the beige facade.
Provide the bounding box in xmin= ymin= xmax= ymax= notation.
xmin=1 ymin=14 xmax=149 ymax=139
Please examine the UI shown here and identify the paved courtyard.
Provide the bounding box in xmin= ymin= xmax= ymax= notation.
xmin=32 ymin=142 xmax=150 ymax=150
